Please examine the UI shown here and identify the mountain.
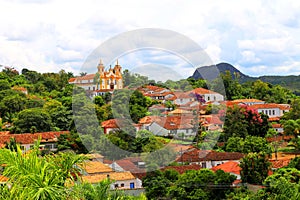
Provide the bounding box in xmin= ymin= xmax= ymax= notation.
xmin=191 ymin=62 xmax=255 ymax=82
xmin=190 ymin=62 xmax=300 ymax=94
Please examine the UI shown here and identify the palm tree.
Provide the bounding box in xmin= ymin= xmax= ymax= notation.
xmin=0 ymin=141 xmax=87 ymax=199
xmin=283 ymin=119 xmax=300 ymax=137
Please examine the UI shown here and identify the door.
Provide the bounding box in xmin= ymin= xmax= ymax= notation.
xmin=130 ymin=182 xmax=135 ymax=189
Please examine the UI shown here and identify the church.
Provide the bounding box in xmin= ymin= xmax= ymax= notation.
xmin=69 ymin=59 xmax=123 ymax=96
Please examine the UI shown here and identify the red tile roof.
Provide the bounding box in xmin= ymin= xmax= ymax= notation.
xmin=75 ymin=74 xmax=95 ymax=81
xmin=176 ymin=148 xmax=244 ymax=163
xmin=68 ymin=77 xmax=76 ymax=83
xmin=153 ymin=116 xmax=194 ymax=130
xmin=200 ymin=114 xmax=223 ymax=125
xmin=0 ymin=131 xmax=69 ymax=145
xmin=232 ymin=99 xmax=264 ymax=103
xmin=192 ymin=88 xmax=218 ymax=95
xmin=272 ymin=123 xmax=282 ymax=128
xmin=270 ymin=159 xmax=291 ymax=169
xmin=211 ymin=161 xmax=241 ymax=175
xmin=268 ymin=117 xmax=281 ymax=121
xmin=249 ymin=103 xmax=290 ymax=110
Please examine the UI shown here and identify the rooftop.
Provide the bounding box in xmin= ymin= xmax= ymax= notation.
xmin=82 ymin=171 xmax=136 ymax=184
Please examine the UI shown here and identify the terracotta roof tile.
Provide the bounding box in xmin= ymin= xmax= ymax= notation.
xmin=249 ymin=103 xmax=290 ymax=110
xmin=192 ymin=88 xmax=218 ymax=95
xmin=83 ymin=161 xmax=113 ymax=174
xmin=75 ymin=74 xmax=95 ymax=80
xmin=232 ymin=99 xmax=264 ymax=103
xmin=272 ymin=124 xmax=282 ymax=128
xmin=0 ymin=175 xmax=8 ymax=183
xmin=82 ymin=171 xmax=135 ymax=184
xmin=211 ymin=161 xmax=241 ymax=175
xmin=176 ymin=148 xmax=244 ymax=163
xmin=0 ymin=131 xmax=68 ymax=145
xmin=270 ymin=159 xmax=291 ymax=169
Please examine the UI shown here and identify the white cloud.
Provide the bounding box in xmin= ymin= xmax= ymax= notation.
xmin=0 ymin=0 xmax=300 ymax=77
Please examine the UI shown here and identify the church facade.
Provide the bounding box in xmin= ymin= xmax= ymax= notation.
xmin=69 ymin=60 xmax=123 ymax=95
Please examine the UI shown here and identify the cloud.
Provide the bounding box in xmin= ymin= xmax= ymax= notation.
xmin=0 ymin=0 xmax=300 ymax=77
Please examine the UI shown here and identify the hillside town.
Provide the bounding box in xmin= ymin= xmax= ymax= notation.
xmin=1 ymin=60 xmax=299 ymax=199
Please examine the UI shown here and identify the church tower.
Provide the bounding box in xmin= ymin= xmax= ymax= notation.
xmin=97 ymin=59 xmax=123 ymax=90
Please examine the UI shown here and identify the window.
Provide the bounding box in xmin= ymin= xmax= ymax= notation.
xmin=114 ymin=184 xmax=118 ymax=188
xmin=93 ymin=86 xmax=95 ymax=91
xmin=269 ymin=110 xmax=271 ymax=115
xmin=273 ymin=110 xmax=275 ymax=115
xmin=121 ymin=183 xmax=124 ymax=187
xmin=201 ymin=162 xmax=207 ymax=168
xmin=207 ymin=96 xmax=210 ymax=101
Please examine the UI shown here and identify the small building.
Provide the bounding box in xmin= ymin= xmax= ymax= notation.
xmin=0 ymin=131 xmax=68 ymax=152
xmin=176 ymin=148 xmax=244 ymax=168
xmin=101 ymin=119 xmax=140 ymax=134
xmin=82 ymin=171 xmax=142 ymax=190
xmin=249 ymin=103 xmax=290 ymax=118
xmin=272 ymin=123 xmax=284 ymax=134
xmin=147 ymin=116 xmax=195 ymax=138
xmin=232 ymin=99 xmax=265 ymax=106
xmin=211 ymin=161 xmax=241 ymax=185
xmin=191 ymin=88 xmax=224 ymax=102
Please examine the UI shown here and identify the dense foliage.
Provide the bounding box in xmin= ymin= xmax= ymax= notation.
xmin=143 ymin=168 xmax=236 ymax=200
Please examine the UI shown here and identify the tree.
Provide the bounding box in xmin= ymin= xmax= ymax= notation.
xmin=0 ymin=142 xmax=87 ymax=199
xmin=223 ymin=104 xmax=270 ymax=140
xmin=167 ymin=169 xmax=236 ymax=200
xmin=240 ymin=152 xmax=271 ymax=184
xmin=282 ymin=98 xmax=300 ymax=120
xmin=283 ymin=119 xmax=300 ymax=137
xmin=0 ymin=79 xmax=10 ymax=91
xmin=261 ymin=168 xmax=300 ymax=200
xmin=13 ymin=108 xmax=53 ymax=133
xmin=225 ymin=136 xmax=272 ymax=155
xmin=142 ymin=170 xmax=173 ymax=200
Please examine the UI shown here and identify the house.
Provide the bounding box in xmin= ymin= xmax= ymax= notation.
xmin=82 ymin=161 xmax=113 ymax=175
xmin=138 ymin=85 xmax=173 ymax=100
xmin=80 ymin=160 xmax=143 ymax=190
xmin=272 ymin=123 xmax=284 ymax=134
xmin=269 ymin=159 xmax=290 ymax=171
xmin=0 ymin=131 xmax=68 ymax=152
xmin=249 ymin=103 xmax=290 ymax=118
xmin=232 ymin=99 xmax=265 ymax=106
xmin=109 ymin=157 xmax=146 ymax=178
xmin=68 ymin=59 xmax=123 ymax=93
xmin=200 ymin=114 xmax=224 ymax=131
xmin=12 ymin=86 xmax=28 ymax=95
xmin=168 ymin=108 xmax=193 ymax=116
xmin=211 ymin=161 xmax=241 ymax=185
xmin=171 ymin=91 xmax=195 ymax=106
xmin=138 ymin=116 xmax=162 ymax=131
xmin=147 ymin=116 xmax=195 ymax=138
xmin=191 ymin=88 xmax=224 ymax=102
xmin=176 ymin=148 xmax=244 ymax=168
xmin=101 ymin=119 xmax=141 ymax=134
xmin=82 ymin=171 xmax=142 ymax=190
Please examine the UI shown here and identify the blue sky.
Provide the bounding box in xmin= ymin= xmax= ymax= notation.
xmin=1 ymin=0 xmax=300 ymax=78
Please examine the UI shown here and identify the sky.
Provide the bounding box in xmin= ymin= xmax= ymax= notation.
xmin=1 ymin=0 xmax=300 ymax=79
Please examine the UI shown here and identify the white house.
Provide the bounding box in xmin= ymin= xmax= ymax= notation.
xmin=249 ymin=103 xmax=290 ymax=118
xmin=191 ymin=88 xmax=224 ymax=102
